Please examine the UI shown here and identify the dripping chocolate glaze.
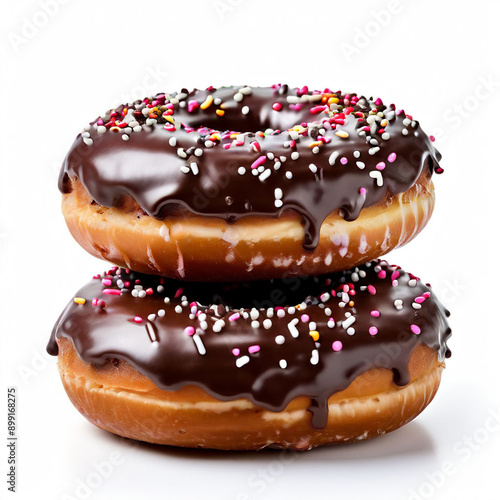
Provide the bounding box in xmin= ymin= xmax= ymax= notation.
xmin=48 ymin=260 xmax=451 ymax=429
xmin=59 ymin=86 xmax=442 ymax=250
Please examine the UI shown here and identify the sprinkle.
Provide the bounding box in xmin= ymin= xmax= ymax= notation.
xmin=394 ymin=299 xmax=403 ymax=310
xmin=288 ymin=318 xmax=300 ymax=338
xmin=309 ymin=163 xmax=318 ymax=173
xmin=367 ymin=285 xmax=377 ymax=295
xmin=248 ymin=345 xmax=260 ymax=354
xmin=134 ymin=316 xmax=143 ymax=323
xmin=376 ymin=162 xmax=386 ymax=171
xmin=184 ymin=326 xmax=195 ymax=336
xmin=275 ymin=335 xmax=285 ymax=345
xmin=369 ymin=170 xmax=384 ymax=187
xmin=192 ymin=334 xmax=206 ymax=355
xmin=148 ymin=314 xmax=156 ymax=322
xmin=158 ymin=309 xmax=165 ymax=317
xmin=411 ymin=324 xmax=421 ymax=335
xmin=233 ymin=92 xmax=244 ymax=102
xmin=216 ymin=109 xmax=225 ymax=117
xmin=309 ymin=330 xmax=320 ymax=341
xmin=310 ymin=350 xmax=319 ymax=365
xmin=187 ymin=100 xmax=199 ymax=113
xmin=251 ymin=155 xmax=267 ymax=169
xmin=200 ymin=95 xmax=213 ymax=109
xmin=332 ymin=341 xmax=343 ymax=352
xmin=259 ymin=169 xmax=271 ymax=181
xmin=242 ymin=106 xmax=250 ymax=115
xmin=356 ymin=161 xmax=365 ymax=169
xmin=369 ymin=326 xmax=378 ymax=336
xmin=300 ymin=314 xmax=310 ymax=323
xmin=279 ymin=359 xmax=287 ymax=369
xmin=291 ymin=152 xmax=300 ymax=160
xmin=388 ymin=152 xmax=397 ymax=163
xmin=102 ymin=278 xmax=112 ymax=286
xmin=238 ymin=166 xmax=246 ymax=175
xmin=328 ymin=152 xmax=338 ymax=165
xmin=232 ymin=348 xmax=240 ymax=356
xmin=102 ymin=289 xmax=121 ymax=295
xmin=335 ymin=130 xmax=349 ymax=139
xmin=340 ymin=157 xmax=348 ymax=165
xmin=272 ymin=102 xmax=282 ymax=111
xmin=370 ymin=310 xmax=380 ymax=317
xmin=263 ymin=319 xmax=273 ymax=330
xmin=342 ymin=316 xmax=356 ymax=329
xmin=236 ymin=356 xmax=250 ymax=368
xmin=73 ymin=297 xmax=86 ymax=305
xmin=174 ymin=287 xmax=184 ymax=298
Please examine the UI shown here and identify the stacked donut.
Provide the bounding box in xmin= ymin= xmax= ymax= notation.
xmin=48 ymin=85 xmax=451 ymax=450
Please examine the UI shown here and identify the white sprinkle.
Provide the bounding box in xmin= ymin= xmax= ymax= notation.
xmin=251 ymin=320 xmax=260 ymax=328
xmin=239 ymin=86 xmax=252 ymax=95
xmin=157 ymin=285 xmax=164 ymax=293
xmin=145 ymin=322 xmax=157 ymax=343
xmin=194 ymin=148 xmax=203 ymax=157
xmin=177 ymin=148 xmax=187 ymax=158
xmin=157 ymin=309 xmax=165 ymax=317
xmin=368 ymin=147 xmax=380 ymax=155
xmin=233 ymin=92 xmax=244 ymax=102
xmin=347 ymin=327 xmax=355 ymax=335
xmin=138 ymin=290 xmax=146 ymax=298
xmin=288 ymin=318 xmax=300 ymax=338
xmin=353 ymin=150 xmax=361 ymax=158
xmin=287 ymin=306 xmax=296 ymax=315
xmin=351 ymin=272 xmax=359 ymax=282
xmin=190 ymin=162 xmax=199 ymax=175
xmin=356 ymin=161 xmax=365 ymax=170
xmin=163 ymin=297 xmax=170 ymax=304
xmin=242 ymin=106 xmax=250 ymax=115
xmin=175 ymin=305 xmax=182 ymax=313
xmin=169 ymin=137 xmax=177 ymax=147
xmin=369 ymin=170 xmax=384 ymax=186
xmin=402 ymin=128 xmax=409 ymax=136
xmin=277 ymin=309 xmax=285 ymax=318
xmin=328 ymin=152 xmax=338 ymax=165
xmin=192 ymin=334 xmax=206 ymax=355
xmin=200 ymin=321 xmax=208 ymax=330
xmin=214 ymin=98 xmax=222 ymax=105
xmin=394 ymin=299 xmax=403 ymax=310
xmin=238 ymin=166 xmax=246 ymax=175
xmin=279 ymin=359 xmax=287 ymax=369
xmin=309 ymin=322 xmax=317 ymax=331
xmin=327 ymin=319 xmax=335 ymax=328
xmin=312 ymin=146 xmax=320 ymax=154
xmin=263 ymin=319 xmax=273 ymax=330
xmin=382 ymin=133 xmax=391 ymax=140
xmin=267 ymin=152 xmax=275 ymax=160
xmin=97 ymin=126 xmax=106 ymax=134
xmin=309 ymin=163 xmax=318 ymax=173
xmin=324 ymin=307 xmax=332 ymax=316
xmin=250 ymin=309 xmax=259 ymax=320
xmin=148 ymin=314 xmax=156 ymax=322
xmin=342 ymin=316 xmax=356 ymax=329
xmin=236 ymin=356 xmax=250 ymax=368
xmin=291 ymin=152 xmax=300 ymax=160
xmin=274 ymin=188 xmax=283 ymax=199
xmin=259 ymin=169 xmax=271 ymax=181
xmin=83 ymin=137 xmax=93 ymax=146
xmin=285 ymin=171 xmax=293 ymax=179
xmin=275 ymin=335 xmax=285 ymax=345
xmin=412 ymin=302 xmax=422 ymax=310
xmin=310 ymin=350 xmax=319 ymax=365
xmin=180 ymin=166 xmax=190 ymax=174
xmin=408 ymin=279 xmax=417 ymax=287
xmin=274 ymin=200 xmax=283 ymax=208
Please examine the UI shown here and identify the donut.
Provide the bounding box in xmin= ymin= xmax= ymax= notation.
xmin=47 ymin=259 xmax=451 ymax=450
xmin=59 ymin=85 xmax=442 ymax=281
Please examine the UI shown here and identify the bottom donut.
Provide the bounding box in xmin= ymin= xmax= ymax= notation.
xmin=48 ymin=260 xmax=451 ymax=450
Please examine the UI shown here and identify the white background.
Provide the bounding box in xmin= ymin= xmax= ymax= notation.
xmin=1 ymin=0 xmax=499 ymax=499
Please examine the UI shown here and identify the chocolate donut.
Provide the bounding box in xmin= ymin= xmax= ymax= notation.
xmin=59 ymin=85 xmax=441 ymax=281
xmin=48 ymin=259 xmax=451 ymax=450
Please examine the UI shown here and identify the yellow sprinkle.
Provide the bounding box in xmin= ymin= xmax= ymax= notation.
xmin=309 ymin=331 xmax=320 ymax=341
xmin=74 ymin=297 xmax=86 ymax=305
xmin=335 ymin=130 xmax=349 ymax=139
xmin=200 ymin=95 xmax=214 ymax=110
xmin=381 ymin=119 xmax=388 ymax=127
xmin=165 ymin=116 xmax=175 ymax=124
xmin=328 ymin=97 xmax=339 ymax=104
xmin=309 ymin=141 xmax=322 ymax=149
xmin=216 ymin=109 xmax=225 ymax=117
xmin=349 ymin=301 xmax=355 ymax=307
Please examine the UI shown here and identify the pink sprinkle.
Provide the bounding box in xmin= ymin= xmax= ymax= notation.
xmin=123 ymin=281 xmax=130 ymax=287
xmin=367 ymin=285 xmax=377 ymax=295
xmin=223 ymin=143 xmax=231 ymax=150
xmin=248 ymin=345 xmax=260 ymax=354
xmin=332 ymin=341 xmax=343 ymax=352
xmin=411 ymin=324 xmax=421 ymax=335
xmin=360 ymin=187 xmax=367 ymax=195
xmin=301 ymin=314 xmax=310 ymax=323
xmin=272 ymin=102 xmax=282 ymax=111
xmin=415 ymin=296 xmax=426 ymax=304
xmin=251 ymin=141 xmax=261 ymax=152
xmin=187 ymin=100 xmax=199 ymax=113
xmin=174 ymin=287 xmax=184 ymax=298
xmin=134 ymin=316 xmax=143 ymax=323
xmin=371 ymin=310 xmax=380 ymax=317
xmin=102 ymin=289 xmax=120 ymax=295
xmin=289 ymin=140 xmax=296 ymax=148
xmin=92 ymin=298 xmax=99 ymax=306
xmin=232 ymin=348 xmax=240 ymax=356
xmin=310 ymin=105 xmax=327 ymax=114
xmin=377 ymin=270 xmax=386 ymax=279
xmin=423 ymin=292 xmax=431 ymax=298
xmin=251 ymin=155 xmax=267 ymax=169
xmin=388 ymin=152 xmax=397 ymax=163
xmin=184 ymin=326 xmax=195 ymax=336
xmin=340 ymin=157 xmax=348 ymax=165
xmin=430 ymin=136 xmax=436 ymax=142
xmin=376 ymin=162 xmax=386 ymax=170
xmin=369 ymin=326 xmax=378 ymax=336
xmin=229 ymin=313 xmax=240 ymax=321
xmin=391 ymin=271 xmax=400 ymax=281
xmin=102 ymin=278 xmax=112 ymax=286
xmin=374 ymin=98 xmax=383 ymax=106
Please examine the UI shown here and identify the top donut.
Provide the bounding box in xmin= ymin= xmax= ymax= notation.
xmin=59 ymin=85 xmax=442 ymax=281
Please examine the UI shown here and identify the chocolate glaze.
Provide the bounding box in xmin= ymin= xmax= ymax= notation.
xmin=48 ymin=260 xmax=451 ymax=429
xmin=59 ymin=86 xmax=442 ymax=250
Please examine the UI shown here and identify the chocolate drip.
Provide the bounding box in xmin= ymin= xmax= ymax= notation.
xmin=59 ymin=86 xmax=441 ymax=250
xmin=48 ymin=260 xmax=451 ymax=429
